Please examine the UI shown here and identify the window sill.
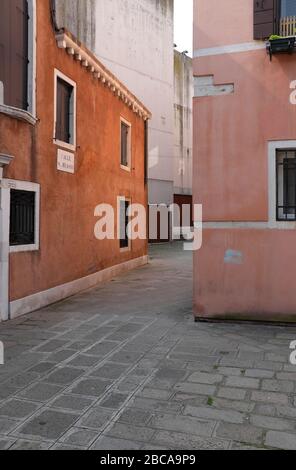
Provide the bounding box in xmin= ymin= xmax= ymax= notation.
xmin=53 ymin=139 xmax=76 ymax=152
xmin=10 ymin=243 xmax=39 ymax=253
xmin=120 ymin=165 xmax=131 ymax=172
xmin=0 ymin=104 xmax=37 ymax=126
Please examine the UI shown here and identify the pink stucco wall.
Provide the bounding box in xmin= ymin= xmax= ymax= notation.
xmin=193 ymin=0 xmax=296 ymax=321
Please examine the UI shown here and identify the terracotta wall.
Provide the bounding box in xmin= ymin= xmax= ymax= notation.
xmin=0 ymin=0 xmax=148 ymax=302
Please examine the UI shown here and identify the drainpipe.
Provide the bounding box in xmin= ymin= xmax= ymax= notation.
xmin=0 ymin=154 xmax=14 ymax=322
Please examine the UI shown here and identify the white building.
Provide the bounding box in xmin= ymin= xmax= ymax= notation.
xmin=54 ymin=0 xmax=175 ymax=209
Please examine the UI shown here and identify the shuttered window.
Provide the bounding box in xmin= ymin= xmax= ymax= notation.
xmin=10 ymin=189 xmax=35 ymax=246
xmin=120 ymin=120 xmax=131 ymax=168
xmin=0 ymin=0 xmax=29 ymax=110
xmin=254 ymin=0 xmax=280 ymax=40
xmin=55 ymin=77 xmax=74 ymax=144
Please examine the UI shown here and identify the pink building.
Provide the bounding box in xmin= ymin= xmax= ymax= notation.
xmin=193 ymin=0 xmax=296 ymax=322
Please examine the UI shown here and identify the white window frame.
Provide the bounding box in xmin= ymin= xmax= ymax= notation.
xmin=0 ymin=0 xmax=37 ymax=123
xmin=53 ymin=69 xmax=77 ymax=152
xmin=268 ymin=140 xmax=296 ymax=229
xmin=7 ymin=180 xmax=40 ymax=253
xmin=118 ymin=196 xmax=132 ymax=252
xmin=120 ymin=117 xmax=132 ymax=171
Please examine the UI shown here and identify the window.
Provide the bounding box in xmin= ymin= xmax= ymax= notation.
xmin=10 ymin=189 xmax=35 ymax=246
xmin=276 ymin=150 xmax=296 ymax=220
xmin=0 ymin=0 xmax=29 ymax=110
xmin=119 ymin=198 xmax=131 ymax=250
xmin=54 ymin=70 xmax=76 ymax=148
xmin=120 ymin=119 xmax=131 ymax=169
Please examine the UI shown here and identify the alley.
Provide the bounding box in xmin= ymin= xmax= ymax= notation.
xmin=0 ymin=244 xmax=296 ymax=450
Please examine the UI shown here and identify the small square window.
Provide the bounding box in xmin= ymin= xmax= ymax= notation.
xmin=10 ymin=189 xmax=35 ymax=246
xmin=119 ymin=198 xmax=130 ymax=249
xmin=54 ymin=72 xmax=76 ymax=147
xmin=276 ymin=150 xmax=296 ymax=221
xmin=120 ymin=120 xmax=131 ymax=168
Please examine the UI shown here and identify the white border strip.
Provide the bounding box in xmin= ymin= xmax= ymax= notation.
xmin=10 ymin=255 xmax=148 ymax=319
xmin=193 ymin=42 xmax=266 ymax=58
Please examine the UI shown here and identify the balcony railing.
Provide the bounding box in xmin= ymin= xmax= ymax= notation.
xmin=280 ymin=16 xmax=296 ymax=37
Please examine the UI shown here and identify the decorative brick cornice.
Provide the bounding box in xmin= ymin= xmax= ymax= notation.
xmin=56 ymin=31 xmax=151 ymax=122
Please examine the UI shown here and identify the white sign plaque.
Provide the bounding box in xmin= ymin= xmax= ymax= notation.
xmin=57 ymin=149 xmax=75 ymax=174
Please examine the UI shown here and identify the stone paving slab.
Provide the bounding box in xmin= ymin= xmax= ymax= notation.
xmin=0 ymin=243 xmax=296 ymax=449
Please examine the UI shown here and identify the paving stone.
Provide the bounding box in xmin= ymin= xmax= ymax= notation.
xmin=277 ymin=372 xmax=296 ymax=381
xmin=265 ymin=431 xmax=296 ymax=450
xmin=261 ymin=379 xmax=294 ymax=393
xmin=4 ymin=372 xmax=39 ymax=389
xmin=47 ymin=350 xmax=78 ymax=363
xmin=28 ymin=362 xmax=56 ymax=375
xmin=108 ymin=350 xmax=143 ymax=365
xmin=187 ymin=372 xmax=223 ymax=385
xmin=89 ymin=362 xmax=129 ymax=379
xmin=16 ymin=410 xmax=79 ymax=440
xmin=60 ymin=428 xmax=98 ymax=447
xmin=251 ymin=391 xmax=289 ymax=405
xmin=100 ymin=392 xmax=128 ymax=409
xmin=18 ymin=383 xmax=63 ymax=402
xmin=174 ymin=382 xmax=216 ymax=396
xmin=77 ymin=407 xmax=113 ymax=429
xmin=43 ymin=367 xmax=84 ymax=385
xmin=225 ymin=376 xmax=260 ymax=389
xmin=216 ymin=423 xmax=264 ymax=445
xmin=212 ymin=398 xmax=255 ymax=413
xmin=153 ymin=430 xmax=230 ymax=450
xmin=9 ymin=439 xmax=50 ymax=450
xmin=217 ymin=367 xmax=242 ymax=376
xmin=50 ymin=394 xmax=94 ymax=412
xmin=132 ymin=397 xmax=183 ymax=414
xmin=254 ymin=404 xmax=277 ymax=417
xmin=0 ymin=417 xmax=19 ymax=435
xmin=245 ymin=369 xmax=274 ymax=379
xmin=184 ymin=405 xmax=245 ymax=424
xmin=149 ymin=413 xmax=215 ymax=437
xmin=0 ymin=399 xmax=39 ymax=419
xmin=91 ymin=436 xmax=142 ymax=450
xmin=117 ymin=408 xmax=152 ymax=426
xmin=138 ymin=388 xmax=172 ymax=400
xmin=0 ymin=384 xmax=19 ymax=400
xmin=217 ymin=387 xmax=247 ymax=400
xmin=106 ymin=422 xmax=155 ymax=443
xmin=67 ymin=355 xmax=101 ymax=368
xmin=0 ymin=438 xmax=15 ymax=450
xmin=85 ymin=341 xmax=119 ymax=357
xmin=69 ymin=378 xmax=112 ymax=397
xmin=36 ymin=340 xmax=67 ymax=353
xmin=250 ymin=414 xmax=295 ymax=431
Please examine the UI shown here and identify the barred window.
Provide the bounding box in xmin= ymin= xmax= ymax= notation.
xmin=276 ymin=150 xmax=296 ymax=221
xmin=10 ymin=189 xmax=35 ymax=246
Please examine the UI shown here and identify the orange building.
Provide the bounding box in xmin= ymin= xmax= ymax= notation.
xmin=0 ymin=0 xmax=150 ymax=321
xmin=194 ymin=0 xmax=296 ymax=322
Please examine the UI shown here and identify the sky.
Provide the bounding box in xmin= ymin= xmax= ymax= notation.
xmin=174 ymin=0 xmax=193 ymax=57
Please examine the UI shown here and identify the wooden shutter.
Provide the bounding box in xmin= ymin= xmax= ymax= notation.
xmin=121 ymin=122 xmax=129 ymax=166
xmin=0 ymin=0 xmax=28 ymax=109
xmin=254 ymin=0 xmax=280 ymax=40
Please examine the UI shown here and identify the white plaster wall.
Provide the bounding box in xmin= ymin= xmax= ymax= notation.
xmin=55 ymin=0 xmax=175 ymax=205
xmin=174 ymin=50 xmax=193 ymax=196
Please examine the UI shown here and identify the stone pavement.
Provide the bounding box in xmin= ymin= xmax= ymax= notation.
xmin=0 ymin=243 xmax=296 ymax=450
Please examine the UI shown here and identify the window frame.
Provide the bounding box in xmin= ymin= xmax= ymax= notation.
xmin=7 ymin=180 xmax=40 ymax=253
xmin=120 ymin=117 xmax=132 ymax=171
xmin=0 ymin=0 xmax=36 ymax=119
xmin=118 ymin=196 xmax=132 ymax=252
xmin=53 ymin=69 xmax=77 ymax=151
